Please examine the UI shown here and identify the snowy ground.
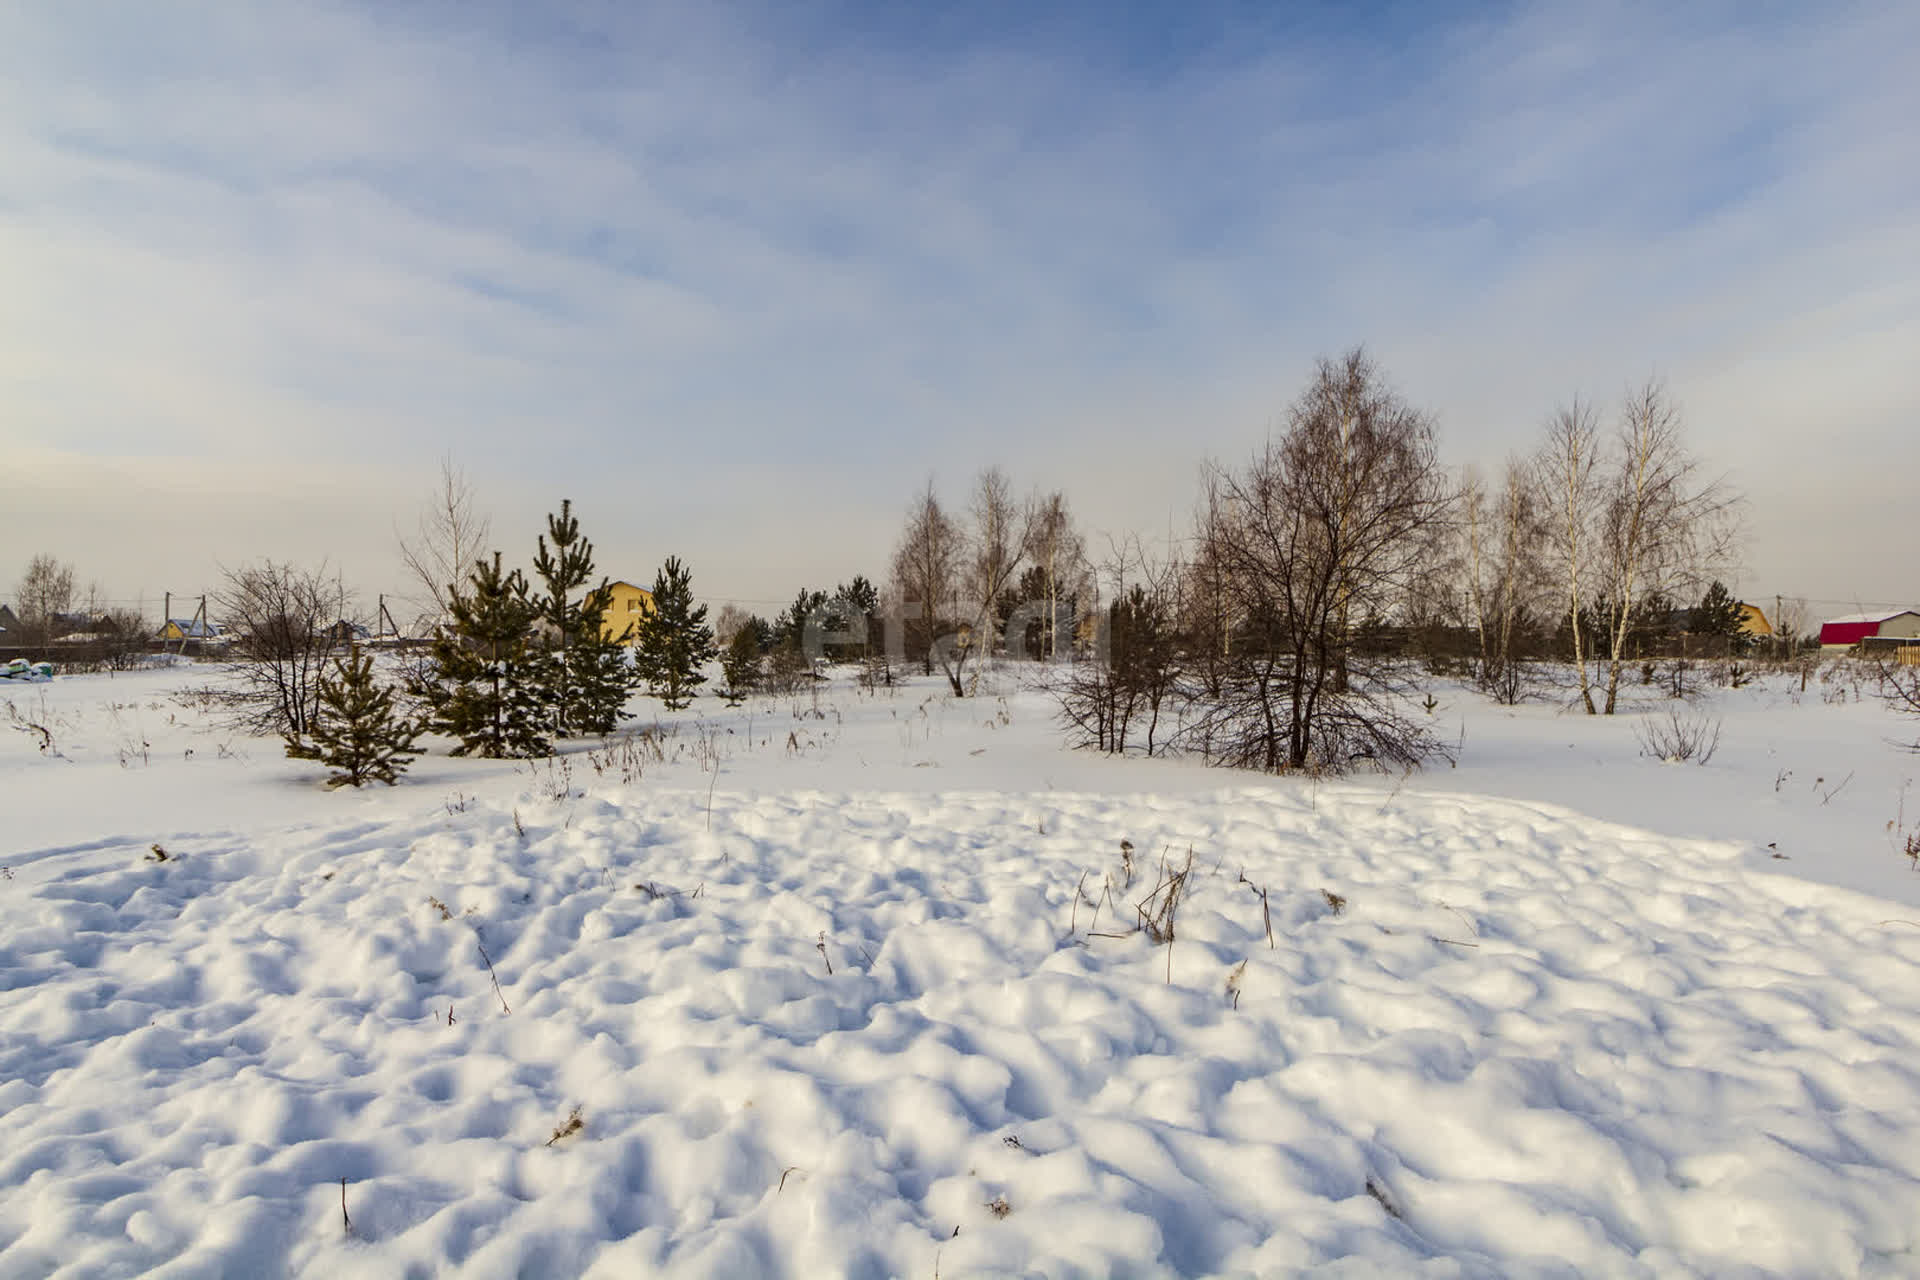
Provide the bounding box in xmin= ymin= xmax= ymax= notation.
xmin=4 ymin=660 xmax=1920 ymax=1276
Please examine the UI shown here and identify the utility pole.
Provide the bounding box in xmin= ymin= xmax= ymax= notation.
xmin=163 ymin=591 xmax=172 ymax=652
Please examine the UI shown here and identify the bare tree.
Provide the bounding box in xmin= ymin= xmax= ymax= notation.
xmin=397 ymin=455 xmax=492 ymax=635
xmin=1459 ymin=464 xmax=1490 ymax=665
xmin=206 ymin=561 xmax=352 ymax=747
xmin=1772 ymin=596 xmax=1809 ymax=658
xmin=932 ymin=466 xmax=1037 ymax=695
xmin=1193 ymin=348 xmax=1453 ymax=772
xmin=98 ymin=608 xmax=152 ymax=671
xmin=712 ymin=603 xmax=755 ymax=647
xmin=1594 ymin=380 xmax=1740 ymax=714
xmin=967 ymin=469 xmax=1035 ymax=634
xmin=14 ymin=554 xmax=76 ymax=646
xmin=888 ymin=480 xmax=962 ymax=678
xmin=1056 ymin=535 xmax=1184 ymax=755
xmin=1460 ymin=458 xmax=1547 ymax=702
xmin=1881 ymin=661 xmax=1920 ymax=753
xmin=1025 ymin=492 xmax=1090 ymax=662
xmin=1537 ymin=399 xmax=1604 ymax=713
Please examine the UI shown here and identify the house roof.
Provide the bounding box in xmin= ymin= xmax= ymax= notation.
xmin=164 ymin=618 xmax=224 ymax=638
xmin=1822 ymin=610 xmax=1918 ymax=626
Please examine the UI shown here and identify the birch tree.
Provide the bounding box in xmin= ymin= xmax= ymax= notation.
xmin=889 ymin=481 xmax=962 ymax=677
xmin=1462 ymin=459 xmax=1546 ymax=702
xmin=1538 ymin=400 xmax=1603 ymax=714
xmin=397 ymin=455 xmax=492 ymax=635
xmin=1594 ymin=380 xmax=1739 ymax=714
xmin=1026 ymin=492 xmax=1089 ymax=661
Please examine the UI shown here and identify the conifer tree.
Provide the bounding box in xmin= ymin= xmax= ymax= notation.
xmin=528 ymin=500 xmax=637 ymax=737
xmin=301 ymin=645 xmax=420 ymax=787
xmin=633 ymin=555 xmax=714 ymax=710
xmin=719 ymin=624 xmax=762 ymax=704
xmin=1693 ymin=580 xmax=1746 ymax=652
xmin=568 ymin=580 xmax=641 ymax=734
xmin=425 ymin=553 xmax=546 ymax=757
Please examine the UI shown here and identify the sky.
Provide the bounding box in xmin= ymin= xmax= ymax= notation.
xmin=3 ymin=0 xmax=1916 ymax=626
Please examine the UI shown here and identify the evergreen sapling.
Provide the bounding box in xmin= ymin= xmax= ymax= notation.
xmin=720 ymin=624 xmax=762 ymax=703
xmin=528 ymin=500 xmax=638 ymax=737
xmin=302 ymin=645 xmax=420 ymax=787
xmin=633 ymin=555 xmax=714 ymax=710
xmin=423 ymin=553 xmax=547 ymax=757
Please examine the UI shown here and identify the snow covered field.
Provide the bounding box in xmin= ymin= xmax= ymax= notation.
xmin=5 ymin=661 xmax=1920 ymax=1276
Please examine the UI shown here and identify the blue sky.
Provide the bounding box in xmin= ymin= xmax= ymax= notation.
xmin=3 ymin=1 xmax=1916 ymax=619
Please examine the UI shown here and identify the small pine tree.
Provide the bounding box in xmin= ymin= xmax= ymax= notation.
xmin=1693 ymin=580 xmax=1746 ymax=652
xmin=834 ymin=576 xmax=880 ymax=661
xmin=424 ymin=553 xmax=547 ymax=757
xmin=301 ymin=645 xmax=419 ymax=787
xmin=528 ymin=500 xmax=638 ymax=737
xmin=569 ymin=579 xmax=640 ymax=734
xmin=633 ymin=555 xmax=714 ymax=710
xmin=719 ymin=624 xmax=762 ymax=704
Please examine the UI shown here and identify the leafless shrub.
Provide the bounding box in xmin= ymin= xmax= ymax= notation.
xmin=1136 ymin=847 xmax=1194 ymax=983
xmin=1634 ymin=707 xmax=1721 ymax=764
xmin=688 ymin=719 xmax=726 ymax=773
xmin=585 ymin=726 xmax=667 ymax=783
xmin=527 ymin=752 xmax=576 ymax=803
xmin=1055 ymin=538 xmax=1182 ymax=756
xmin=204 ymin=560 xmax=351 ymax=745
xmin=856 ymin=654 xmax=895 ymax=692
xmin=1881 ymin=663 xmax=1920 ymax=752
xmin=1888 ymin=784 xmax=1920 ymax=872
xmin=4 ymin=696 xmax=59 ymax=756
xmin=763 ymin=644 xmax=815 ymax=696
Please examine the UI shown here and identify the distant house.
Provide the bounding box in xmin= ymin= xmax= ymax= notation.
xmin=49 ymin=611 xmax=117 ymax=641
xmin=1736 ymin=603 xmax=1773 ymax=639
xmin=1818 ymin=610 xmax=1920 ymax=653
xmin=599 ymin=581 xmax=655 ymax=645
xmin=0 ymin=604 xmax=17 ymax=636
xmin=158 ymin=617 xmax=226 ymax=643
xmin=321 ymin=620 xmax=371 ymax=645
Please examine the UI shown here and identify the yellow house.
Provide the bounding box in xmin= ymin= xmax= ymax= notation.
xmin=1736 ymin=602 xmax=1773 ymax=638
xmin=158 ymin=618 xmax=226 ymax=642
xmin=600 ymin=581 xmax=655 ymax=645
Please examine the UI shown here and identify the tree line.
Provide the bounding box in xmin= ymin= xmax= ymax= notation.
xmin=23 ymin=348 xmax=1784 ymax=785
xmin=863 ymin=348 xmax=1749 ymax=773
xmin=203 ymin=497 xmax=716 ymax=786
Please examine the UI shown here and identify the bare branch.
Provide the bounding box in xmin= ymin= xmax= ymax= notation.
xmin=396 ymin=455 xmax=493 ymax=635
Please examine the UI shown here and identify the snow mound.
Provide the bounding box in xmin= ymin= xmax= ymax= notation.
xmin=3 ymin=785 xmax=1919 ymax=1276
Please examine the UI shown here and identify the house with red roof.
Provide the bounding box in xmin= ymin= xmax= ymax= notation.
xmin=1818 ymin=610 xmax=1920 ymax=654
